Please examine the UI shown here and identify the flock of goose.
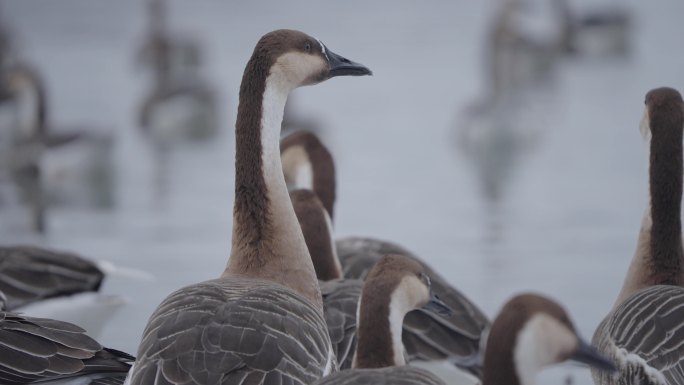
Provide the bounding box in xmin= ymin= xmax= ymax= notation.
xmin=0 ymin=20 xmax=682 ymax=385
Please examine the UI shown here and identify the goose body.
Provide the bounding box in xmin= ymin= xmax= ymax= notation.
xmin=0 ymin=245 xmax=128 ymax=338
xmin=128 ymin=29 xmax=371 ymax=385
xmin=281 ymin=131 xmax=489 ymax=376
xmin=0 ymin=310 xmax=133 ymax=384
xmin=592 ymin=88 xmax=684 ymax=385
xmin=313 ymin=254 xmax=452 ymax=385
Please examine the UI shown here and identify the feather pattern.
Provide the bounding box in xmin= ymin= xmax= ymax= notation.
xmin=0 ymin=246 xmax=104 ymax=310
xmin=593 ymin=285 xmax=684 ymax=385
xmin=131 ymin=277 xmax=334 ymax=385
xmin=320 ymin=279 xmax=363 ymax=370
xmin=312 ymin=365 xmax=445 ymax=385
xmin=0 ymin=312 xmax=132 ymax=384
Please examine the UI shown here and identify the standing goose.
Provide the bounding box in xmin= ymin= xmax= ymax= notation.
xmin=313 ymin=254 xmax=452 ymax=385
xmin=592 ymin=87 xmax=684 ymax=385
xmin=280 ymin=130 xmax=489 ymax=376
xmin=128 ymin=29 xmax=371 ymax=385
xmin=483 ymin=294 xmax=615 ymax=385
xmin=0 ymin=62 xmax=114 ymax=232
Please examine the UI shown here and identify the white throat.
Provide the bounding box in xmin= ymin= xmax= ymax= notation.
xmin=513 ymin=314 xmax=576 ymax=385
xmin=386 ymin=276 xmax=428 ymax=366
xmin=261 ymin=73 xmax=310 ymax=254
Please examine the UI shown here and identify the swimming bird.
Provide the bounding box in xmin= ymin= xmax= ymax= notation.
xmin=483 ymin=294 xmax=615 ymax=385
xmin=312 ymin=254 xmax=452 ymax=385
xmin=592 ymin=87 xmax=684 ymax=385
xmin=0 ymin=300 xmax=133 ymax=384
xmin=127 ymin=29 xmax=371 ymax=385
xmin=280 ymin=130 xmax=489 ymax=376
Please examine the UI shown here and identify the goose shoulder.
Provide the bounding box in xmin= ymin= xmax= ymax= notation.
xmin=592 ymin=285 xmax=684 ymax=385
xmin=313 ymin=365 xmax=445 ymax=385
xmin=132 ymin=277 xmax=335 ymax=385
xmin=320 ymin=278 xmax=363 ymax=370
xmin=0 ymin=310 xmax=132 ymax=384
xmin=0 ymin=245 xmax=104 ymax=310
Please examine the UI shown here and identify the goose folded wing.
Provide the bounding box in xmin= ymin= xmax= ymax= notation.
xmin=133 ymin=278 xmax=334 ymax=385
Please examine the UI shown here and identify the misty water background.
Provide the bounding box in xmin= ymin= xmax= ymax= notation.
xmin=2 ymin=0 xmax=684 ymax=384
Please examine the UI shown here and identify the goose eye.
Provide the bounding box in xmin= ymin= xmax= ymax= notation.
xmin=304 ymin=42 xmax=312 ymax=53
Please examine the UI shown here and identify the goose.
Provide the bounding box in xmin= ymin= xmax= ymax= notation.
xmin=136 ymin=0 xmax=219 ymax=144
xmin=0 ymin=245 xmax=136 ymax=339
xmin=0 ymin=299 xmax=134 ymax=384
xmin=127 ymin=29 xmax=371 ymax=385
xmin=313 ymin=253 xmax=452 ymax=385
xmin=280 ymin=130 xmax=489 ymax=376
xmin=289 ymin=188 xmax=477 ymax=376
xmin=0 ymin=62 xmax=114 ymax=231
xmin=482 ymin=293 xmax=615 ymax=385
xmin=592 ymin=87 xmax=684 ymax=385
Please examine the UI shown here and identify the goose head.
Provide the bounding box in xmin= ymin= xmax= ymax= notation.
xmin=354 ymin=254 xmax=452 ymax=369
xmin=251 ymin=29 xmax=372 ymax=93
xmin=640 ymin=87 xmax=683 ymax=141
xmin=484 ymin=294 xmax=615 ymax=385
xmin=281 ymin=130 xmax=336 ymax=218
xmin=364 ymin=254 xmax=452 ymax=318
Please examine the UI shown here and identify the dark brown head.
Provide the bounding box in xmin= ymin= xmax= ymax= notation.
xmin=483 ymin=294 xmax=615 ymax=385
xmin=289 ymin=189 xmax=340 ymax=280
xmin=281 ymin=130 xmax=336 ymax=218
xmin=641 ymin=87 xmax=684 ymax=139
xmin=246 ymin=29 xmax=371 ymax=92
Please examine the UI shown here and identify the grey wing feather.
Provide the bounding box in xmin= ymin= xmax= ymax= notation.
xmin=320 ymin=279 xmax=363 ymax=370
xmin=313 ymin=366 xmax=446 ymax=385
xmin=0 ymin=311 xmax=132 ymax=384
xmin=131 ymin=277 xmax=334 ymax=385
xmin=0 ymin=246 xmax=104 ymax=310
xmin=593 ymin=285 xmax=684 ymax=385
xmin=335 ymin=237 xmax=489 ymax=376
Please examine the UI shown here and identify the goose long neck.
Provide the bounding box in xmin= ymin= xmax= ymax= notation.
xmin=353 ymin=283 xmax=405 ymax=369
xmin=616 ymin=107 xmax=684 ymax=306
xmin=647 ymin=116 xmax=684 ymax=285
xmin=14 ymin=69 xmax=47 ymax=140
xmin=311 ymin=150 xmax=336 ymax=219
xmin=226 ymin=57 xmax=322 ymax=310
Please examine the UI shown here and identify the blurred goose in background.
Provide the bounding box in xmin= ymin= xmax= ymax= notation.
xmin=127 ymin=30 xmax=371 ymax=385
xmin=482 ymin=294 xmax=615 ymax=385
xmin=0 ymin=63 xmax=114 ymax=232
xmin=281 ymin=130 xmax=490 ymax=379
xmin=455 ymin=0 xmax=560 ymax=226
xmin=0 ymin=299 xmax=133 ymax=385
xmin=592 ymin=88 xmax=684 ymax=385
xmin=554 ymin=0 xmax=632 ymax=58
xmin=0 ymin=245 xmax=140 ymax=338
xmin=312 ymin=254 xmax=452 ymax=385
xmin=135 ymin=0 xmax=219 ymax=145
